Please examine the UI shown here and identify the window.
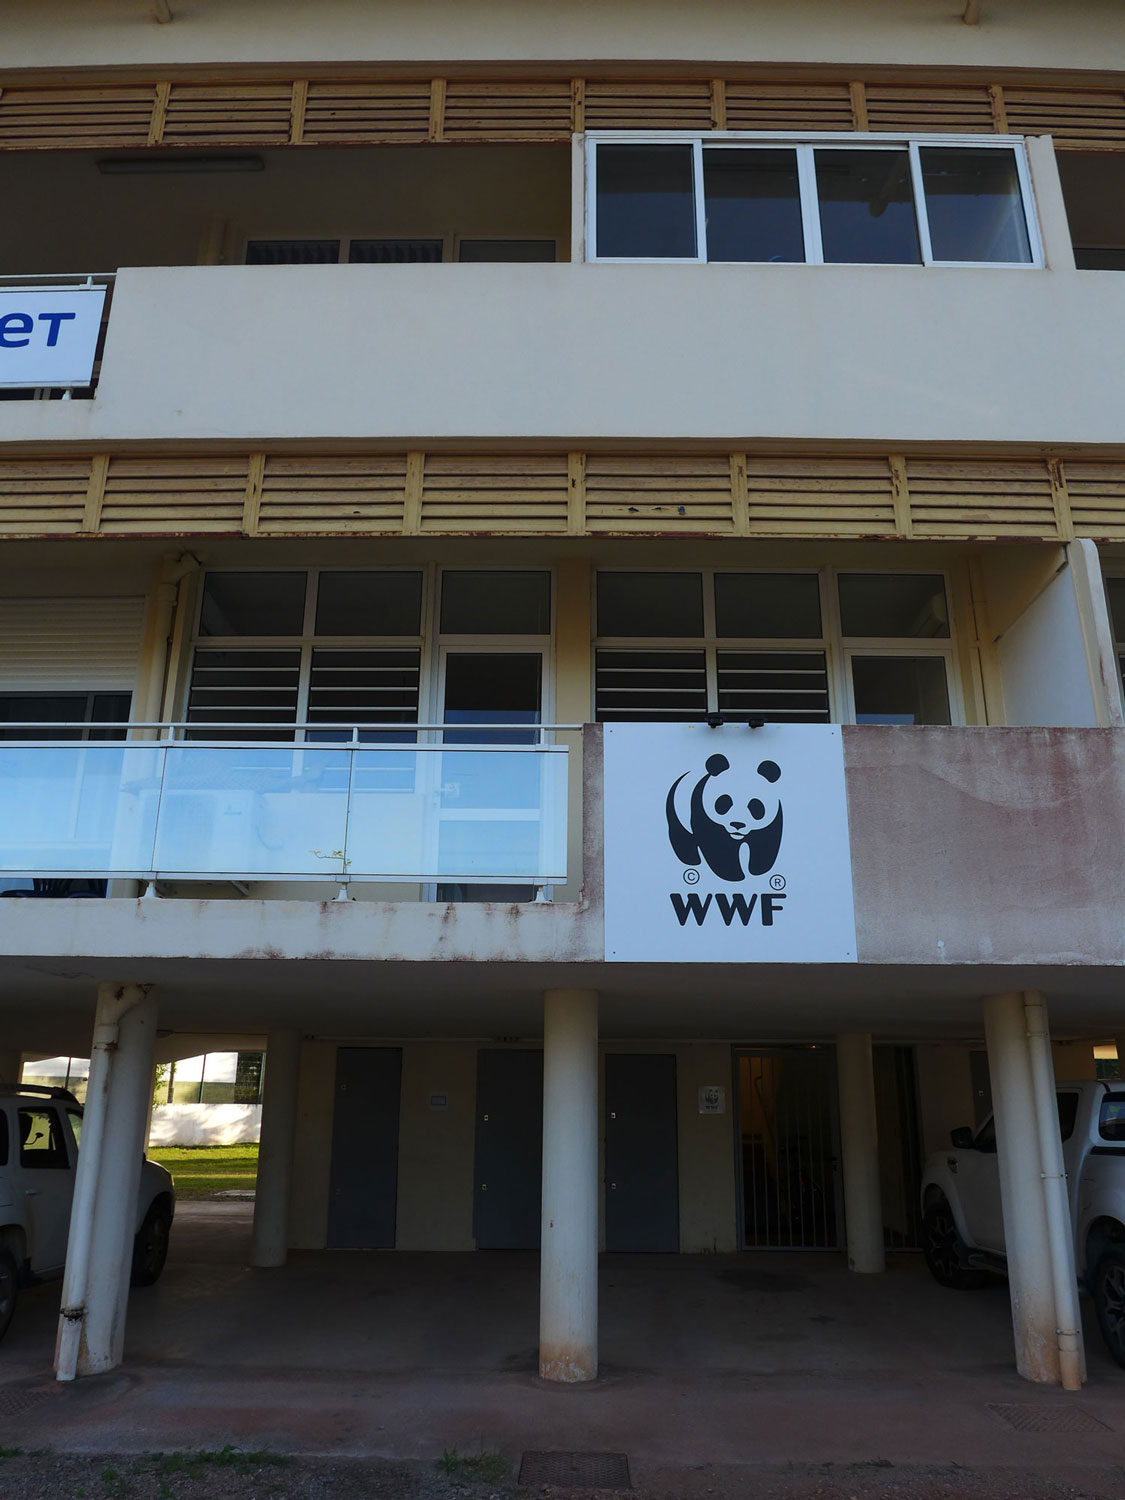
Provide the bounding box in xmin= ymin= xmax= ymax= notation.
xmin=1106 ymin=576 xmax=1125 ymax=703
xmin=0 ymin=692 xmax=131 ymax=741
xmin=66 ymin=1108 xmax=83 ymax=1150
xmin=1100 ymin=1094 xmax=1125 ymax=1143
xmin=18 ymin=1108 xmax=69 ymax=1168
xmin=0 ymin=1110 xmax=7 ymax=1166
xmin=1057 ymin=1091 xmax=1079 ymax=1143
xmin=588 ymin=135 xmax=1039 ymax=267
xmin=594 ymin=570 xmax=956 ymax=725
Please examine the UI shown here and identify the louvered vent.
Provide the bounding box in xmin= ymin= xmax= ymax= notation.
xmin=162 ymin=83 xmax=292 ymax=145
xmin=584 ymin=81 xmax=714 ymax=131
xmin=246 ymin=240 xmax=340 ymax=265
xmin=0 ymin=86 xmax=155 ymax=149
xmin=0 ymin=597 xmax=145 ymax=691
xmin=905 ymin=461 xmax=1058 ymax=538
xmin=717 ymin=651 xmax=831 ymax=723
xmin=186 ymin=649 xmax=301 ymax=738
xmin=744 ymin=459 xmax=897 ymax=535
xmin=0 ymin=460 xmax=89 ymax=535
xmin=100 ymin=457 xmax=246 ymax=535
xmin=443 ymin=81 xmax=572 ymax=140
xmin=256 ymin=456 xmax=407 ymax=534
xmin=595 ymin=650 xmax=708 ymax=722
xmin=1061 ymin=464 xmax=1125 ymax=540
xmin=866 ymin=86 xmax=995 ymax=134
xmin=302 ymin=81 xmax=431 ymax=144
xmin=349 ymin=239 xmax=443 ymax=263
xmin=420 ymin=456 xmax=570 ymax=533
xmin=725 ymin=82 xmax=853 ymax=132
xmin=585 ymin=457 xmax=735 ymax=534
xmin=1003 ymin=88 xmax=1125 ymax=149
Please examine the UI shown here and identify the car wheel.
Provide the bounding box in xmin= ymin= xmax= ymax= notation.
xmin=1093 ymin=1246 xmax=1125 ymax=1369
xmin=922 ymin=1195 xmax=989 ymax=1290
xmin=0 ymin=1247 xmax=18 ymax=1341
xmin=130 ymin=1203 xmax=172 ymax=1288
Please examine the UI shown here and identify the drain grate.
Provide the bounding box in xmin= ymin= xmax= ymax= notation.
xmin=989 ymin=1404 xmax=1111 ymax=1435
xmin=519 ymin=1452 xmax=632 ymax=1489
xmin=0 ymin=1385 xmax=51 ymax=1420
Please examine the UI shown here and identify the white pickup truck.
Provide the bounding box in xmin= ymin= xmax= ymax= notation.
xmin=0 ymin=1084 xmax=175 ymax=1341
xmin=921 ymin=1079 xmax=1125 ymax=1367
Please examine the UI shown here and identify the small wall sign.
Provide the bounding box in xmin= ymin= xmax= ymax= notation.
xmin=428 ymin=1093 xmax=448 ymax=1110
xmin=698 ymin=1085 xmax=726 ymax=1115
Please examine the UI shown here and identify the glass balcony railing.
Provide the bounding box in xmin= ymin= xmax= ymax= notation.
xmin=0 ymin=724 xmax=569 ymax=888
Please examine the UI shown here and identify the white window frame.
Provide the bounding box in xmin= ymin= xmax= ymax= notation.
xmin=591 ymin=565 xmax=964 ymax=725
xmin=584 ymin=131 xmax=1043 ymax=270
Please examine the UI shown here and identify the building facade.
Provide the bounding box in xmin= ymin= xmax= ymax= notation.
xmin=1 ymin=0 xmax=1124 ymax=1387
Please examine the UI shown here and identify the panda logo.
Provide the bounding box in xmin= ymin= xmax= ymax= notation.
xmin=665 ymin=753 xmax=782 ymax=883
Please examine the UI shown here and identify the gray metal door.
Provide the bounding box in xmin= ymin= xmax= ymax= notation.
xmin=474 ymin=1049 xmax=543 ymax=1249
xmin=327 ymin=1047 xmax=402 ymax=1249
xmin=737 ymin=1047 xmax=840 ymax=1249
xmin=605 ymin=1053 xmax=680 ymax=1253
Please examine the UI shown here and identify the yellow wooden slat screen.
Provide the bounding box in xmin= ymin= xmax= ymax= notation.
xmin=5 ymin=74 xmax=1125 ymax=151
xmin=5 ymin=451 xmax=1125 ymax=542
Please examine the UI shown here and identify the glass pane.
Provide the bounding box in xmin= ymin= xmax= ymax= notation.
xmin=0 ymin=694 xmax=88 ymax=740
xmin=597 ymin=572 xmax=704 ymax=637
xmin=153 ymin=744 xmax=351 ymax=877
xmin=595 ymin=144 xmax=697 ymax=259
xmin=18 ymin=1109 xmax=68 ymax=1168
xmin=595 ymin=649 xmax=708 ymax=721
xmin=851 ymin=656 xmax=951 ymax=725
xmin=306 ymin=649 xmax=420 ymax=735
xmin=703 ymin=148 xmax=804 ymax=262
xmin=816 ymin=149 xmax=921 ymax=265
xmin=443 ymin=653 xmax=542 ymax=745
xmin=90 ymin=694 xmax=132 ymax=739
xmin=458 ymin=240 xmax=556 ymax=262
xmin=717 ymin=651 xmax=830 ymax=723
xmin=440 ymin=571 xmax=550 ymax=635
xmin=839 ymin=574 xmax=950 ymax=638
xmin=920 ymin=147 xmax=1031 ymax=264
xmin=1056 ymin=1092 xmax=1079 ymax=1142
xmin=1106 ymin=577 xmax=1125 ymax=640
xmin=314 ymin=572 xmax=422 ymax=635
xmin=349 ymin=239 xmax=443 ymax=263
xmin=199 ymin=572 xmax=306 ymax=636
xmin=714 ymin=574 xmax=822 ymax=637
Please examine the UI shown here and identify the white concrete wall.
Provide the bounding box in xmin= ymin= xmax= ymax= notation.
xmin=8 ymin=261 xmax=1125 ymax=448
xmin=4 ymin=0 xmax=1121 ymax=72
xmin=148 ymin=1102 xmax=261 ymax=1147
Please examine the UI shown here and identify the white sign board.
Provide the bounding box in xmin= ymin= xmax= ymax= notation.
xmin=603 ymin=723 xmax=857 ymax=963
xmin=0 ymin=286 xmax=107 ymax=389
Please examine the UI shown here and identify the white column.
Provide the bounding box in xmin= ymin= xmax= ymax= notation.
xmin=0 ymin=1050 xmax=22 ymax=1087
xmin=251 ymin=1029 xmax=301 ymax=1269
xmin=539 ymin=987 xmax=599 ymax=1383
xmin=835 ymin=1033 xmax=885 ymax=1274
xmin=983 ymin=991 xmax=1061 ymax=1385
xmin=56 ymin=983 xmax=156 ymax=1379
xmin=1024 ymin=991 xmax=1085 ymax=1390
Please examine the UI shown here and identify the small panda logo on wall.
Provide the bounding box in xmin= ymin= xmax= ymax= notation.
xmin=665 ymin=753 xmax=783 ymax=882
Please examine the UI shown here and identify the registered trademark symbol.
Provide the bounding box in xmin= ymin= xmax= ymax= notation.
xmin=683 ymin=868 xmax=700 ymax=885
xmin=769 ymin=873 xmax=786 ymax=891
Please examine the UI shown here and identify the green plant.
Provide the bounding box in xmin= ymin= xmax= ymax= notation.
xmin=438 ymin=1443 xmax=511 ymax=1484
xmin=151 ymin=1447 xmax=290 ymax=1479
xmin=0 ymin=1447 xmax=22 ymax=1458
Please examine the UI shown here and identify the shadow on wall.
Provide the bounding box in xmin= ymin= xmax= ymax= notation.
xmin=148 ymin=1103 xmax=262 ymax=1148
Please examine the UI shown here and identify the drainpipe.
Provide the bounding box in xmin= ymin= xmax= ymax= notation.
xmin=1024 ymin=990 xmax=1085 ymax=1391
xmin=55 ymin=982 xmax=149 ymax=1382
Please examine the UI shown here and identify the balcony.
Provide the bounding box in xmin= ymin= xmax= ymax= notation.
xmin=0 ymin=725 xmax=569 ymax=891
xmin=1 ymin=258 xmax=1125 ymax=450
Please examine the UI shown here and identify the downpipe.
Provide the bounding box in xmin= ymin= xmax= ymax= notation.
xmin=1024 ymin=991 xmax=1085 ymax=1392
xmin=55 ymin=983 xmax=148 ymax=1382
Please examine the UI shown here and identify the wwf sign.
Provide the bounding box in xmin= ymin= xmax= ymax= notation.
xmin=603 ymin=723 xmax=857 ymax=963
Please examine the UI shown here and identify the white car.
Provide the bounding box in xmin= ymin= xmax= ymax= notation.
xmin=0 ymin=1085 xmax=175 ymax=1341
xmin=921 ymin=1080 xmax=1125 ymax=1367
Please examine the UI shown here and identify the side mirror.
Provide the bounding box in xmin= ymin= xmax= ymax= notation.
xmin=950 ymin=1126 xmax=975 ymax=1149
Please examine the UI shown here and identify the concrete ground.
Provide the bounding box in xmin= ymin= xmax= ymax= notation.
xmin=1 ymin=1203 xmax=1124 ymax=1490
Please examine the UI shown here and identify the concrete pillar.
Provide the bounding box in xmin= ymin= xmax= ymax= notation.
xmin=835 ymin=1033 xmax=885 ymax=1274
xmin=0 ymin=1050 xmax=22 ymax=1087
xmin=539 ymin=988 xmax=598 ymax=1382
xmin=56 ymin=983 xmax=156 ymax=1379
xmin=251 ymin=1029 xmax=301 ymax=1269
xmin=983 ymin=991 xmax=1061 ymax=1384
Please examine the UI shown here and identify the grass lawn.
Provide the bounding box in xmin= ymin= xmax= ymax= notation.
xmin=148 ymin=1144 xmax=259 ymax=1200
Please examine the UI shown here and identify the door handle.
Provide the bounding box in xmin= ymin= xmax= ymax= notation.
xmin=946 ymin=1156 xmax=958 ymax=1173
xmin=24 ymin=1188 xmax=39 ymax=1197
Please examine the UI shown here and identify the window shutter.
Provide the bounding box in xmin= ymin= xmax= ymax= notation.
xmin=0 ymin=597 xmax=145 ymax=692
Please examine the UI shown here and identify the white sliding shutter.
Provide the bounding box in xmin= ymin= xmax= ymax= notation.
xmin=0 ymin=597 xmax=145 ymax=692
